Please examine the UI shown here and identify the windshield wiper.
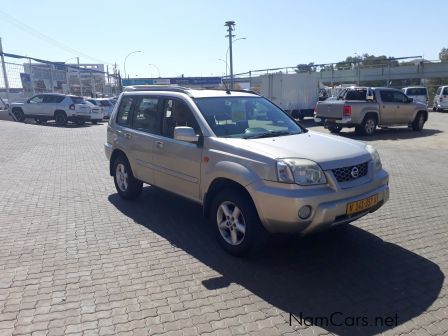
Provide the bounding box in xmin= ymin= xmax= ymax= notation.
xmin=244 ymin=130 xmax=294 ymax=139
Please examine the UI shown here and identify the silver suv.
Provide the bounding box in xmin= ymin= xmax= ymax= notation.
xmin=105 ymin=86 xmax=389 ymax=256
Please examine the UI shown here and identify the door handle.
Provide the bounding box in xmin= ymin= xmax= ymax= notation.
xmin=124 ymin=133 xmax=132 ymax=139
xmin=155 ymin=141 xmax=164 ymax=149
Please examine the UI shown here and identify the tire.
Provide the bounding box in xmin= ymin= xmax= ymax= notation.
xmin=433 ymin=106 xmax=438 ymax=112
xmin=412 ymin=112 xmax=425 ymax=131
xmin=75 ymin=120 xmax=85 ymax=126
xmin=92 ymin=120 xmax=98 ymax=125
xmin=210 ymin=188 xmax=267 ymax=256
xmin=54 ymin=111 xmax=68 ymax=126
xmin=113 ymin=155 xmax=142 ymax=200
xmin=328 ymin=125 xmax=342 ymax=134
xmin=298 ymin=115 xmax=305 ymax=121
xmin=358 ymin=115 xmax=377 ymax=136
xmin=12 ymin=108 xmax=25 ymax=122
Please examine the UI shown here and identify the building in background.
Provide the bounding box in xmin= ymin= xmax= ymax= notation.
xmin=121 ymin=76 xmax=222 ymax=89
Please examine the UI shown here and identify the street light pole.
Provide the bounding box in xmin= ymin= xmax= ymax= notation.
xmin=148 ymin=64 xmax=160 ymax=78
xmin=224 ymin=21 xmax=235 ymax=89
xmin=123 ymin=50 xmax=142 ymax=79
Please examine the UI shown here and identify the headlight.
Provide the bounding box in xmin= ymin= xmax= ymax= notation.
xmin=366 ymin=145 xmax=382 ymax=171
xmin=276 ymin=159 xmax=327 ymax=185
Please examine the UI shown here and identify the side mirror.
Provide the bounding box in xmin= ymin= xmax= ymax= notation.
xmin=174 ymin=126 xmax=199 ymax=143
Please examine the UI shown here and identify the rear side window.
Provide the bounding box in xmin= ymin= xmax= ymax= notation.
xmin=116 ymin=96 xmax=135 ymax=126
xmin=44 ymin=95 xmax=65 ymax=103
xmin=71 ymin=97 xmax=86 ymax=104
xmin=406 ymin=88 xmax=427 ymax=96
xmin=132 ymin=97 xmax=162 ymax=134
xmin=345 ymin=89 xmax=367 ymax=100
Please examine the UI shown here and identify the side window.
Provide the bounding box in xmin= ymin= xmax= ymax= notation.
xmin=161 ymin=99 xmax=200 ymax=139
xmin=379 ymin=91 xmax=393 ymax=103
xmin=443 ymin=88 xmax=448 ymax=95
xmin=132 ymin=97 xmax=161 ymax=134
xmin=116 ymin=96 xmax=135 ymax=126
xmin=29 ymin=95 xmax=44 ymax=104
xmin=392 ymin=91 xmax=408 ymax=103
xmin=54 ymin=96 xmax=65 ymax=103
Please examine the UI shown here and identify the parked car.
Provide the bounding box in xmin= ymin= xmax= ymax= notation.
xmin=433 ymin=86 xmax=448 ymax=112
xmin=87 ymin=98 xmax=114 ymax=119
xmin=401 ymin=86 xmax=428 ymax=105
xmin=314 ymin=87 xmax=428 ymax=135
xmin=105 ymin=86 xmax=389 ymax=256
xmin=10 ymin=94 xmax=95 ymax=126
xmin=85 ymin=101 xmax=104 ymax=124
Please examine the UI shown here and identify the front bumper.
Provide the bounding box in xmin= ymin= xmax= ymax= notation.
xmin=248 ymin=169 xmax=389 ymax=234
xmin=104 ymin=143 xmax=112 ymax=161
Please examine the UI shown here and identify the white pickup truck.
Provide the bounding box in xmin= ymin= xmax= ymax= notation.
xmin=314 ymin=87 xmax=428 ymax=135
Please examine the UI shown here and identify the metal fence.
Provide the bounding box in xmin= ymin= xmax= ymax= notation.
xmin=0 ymin=50 xmax=122 ymax=105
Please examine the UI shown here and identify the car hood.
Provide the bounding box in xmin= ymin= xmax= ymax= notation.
xmin=218 ymin=131 xmax=371 ymax=170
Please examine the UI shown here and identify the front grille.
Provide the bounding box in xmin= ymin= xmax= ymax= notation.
xmin=332 ymin=162 xmax=368 ymax=183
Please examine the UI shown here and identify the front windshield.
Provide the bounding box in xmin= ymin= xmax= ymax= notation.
xmin=194 ymin=96 xmax=304 ymax=138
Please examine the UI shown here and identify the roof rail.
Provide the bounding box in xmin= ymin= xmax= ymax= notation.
xmin=229 ymin=89 xmax=260 ymax=96
xmin=123 ymin=85 xmax=193 ymax=96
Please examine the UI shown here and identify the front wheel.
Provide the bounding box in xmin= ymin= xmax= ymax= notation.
xmin=13 ymin=108 xmax=25 ymax=122
xmin=412 ymin=112 xmax=425 ymax=131
xmin=113 ymin=156 xmax=142 ymax=200
xmin=210 ymin=189 xmax=267 ymax=256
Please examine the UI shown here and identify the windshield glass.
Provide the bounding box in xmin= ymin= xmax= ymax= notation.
xmin=407 ymin=88 xmax=427 ymax=96
xmin=100 ymin=100 xmax=112 ymax=107
xmin=194 ymin=96 xmax=304 ymax=138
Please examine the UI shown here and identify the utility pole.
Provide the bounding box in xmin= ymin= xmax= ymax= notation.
xmin=225 ymin=21 xmax=235 ymax=89
xmin=77 ymin=57 xmax=84 ymax=96
xmin=0 ymin=37 xmax=13 ymax=119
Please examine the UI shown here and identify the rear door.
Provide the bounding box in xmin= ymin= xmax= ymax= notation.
xmin=128 ymin=96 xmax=163 ymax=184
xmin=151 ymin=98 xmax=203 ymax=202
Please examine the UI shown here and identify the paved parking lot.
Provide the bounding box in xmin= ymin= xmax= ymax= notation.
xmin=0 ymin=113 xmax=447 ymax=336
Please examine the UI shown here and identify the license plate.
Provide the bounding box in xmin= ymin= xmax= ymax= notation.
xmin=346 ymin=194 xmax=379 ymax=215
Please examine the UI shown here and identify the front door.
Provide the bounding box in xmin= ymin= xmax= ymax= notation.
xmin=152 ymin=98 xmax=203 ymax=202
xmin=26 ymin=95 xmax=45 ymax=116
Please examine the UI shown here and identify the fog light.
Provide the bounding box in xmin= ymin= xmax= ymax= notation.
xmin=298 ymin=205 xmax=312 ymax=219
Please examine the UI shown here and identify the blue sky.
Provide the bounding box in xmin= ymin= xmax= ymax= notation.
xmin=0 ymin=0 xmax=446 ymax=78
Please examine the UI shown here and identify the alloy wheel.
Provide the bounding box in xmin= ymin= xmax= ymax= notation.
xmin=115 ymin=163 xmax=129 ymax=192
xmin=216 ymin=201 xmax=246 ymax=246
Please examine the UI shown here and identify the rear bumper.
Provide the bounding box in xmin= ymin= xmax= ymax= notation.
xmin=315 ymin=116 xmax=354 ymax=126
xmin=247 ymin=169 xmax=389 ymax=234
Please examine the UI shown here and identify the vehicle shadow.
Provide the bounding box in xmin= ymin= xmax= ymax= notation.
xmin=338 ymin=127 xmax=442 ymax=141
xmin=23 ymin=120 xmax=95 ymax=128
xmin=108 ymin=188 xmax=443 ymax=335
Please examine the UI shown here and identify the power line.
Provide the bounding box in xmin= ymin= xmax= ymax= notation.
xmin=0 ymin=9 xmax=112 ymax=65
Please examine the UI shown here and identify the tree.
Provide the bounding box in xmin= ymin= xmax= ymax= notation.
xmin=439 ymin=48 xmax=448 ymax=62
